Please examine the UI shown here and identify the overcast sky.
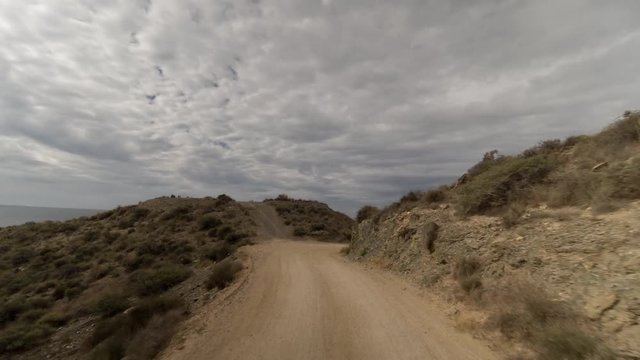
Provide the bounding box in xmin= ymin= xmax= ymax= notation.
xmin=1 ymin=0 xmax=639 ymax=215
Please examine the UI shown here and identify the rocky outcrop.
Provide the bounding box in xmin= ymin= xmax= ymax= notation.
xmin=349 ymin=201 xmax=640 ymax=358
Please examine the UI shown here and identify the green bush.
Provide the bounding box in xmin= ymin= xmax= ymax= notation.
xmin=38 ymin=311 xmax=70 ymax=327
xmin=0 ymin=323 xmax=53 ymax=353
xmin=522 ymin=139 xmax=564 ymax=158
xmin=125 ymin=309 xmax=184 ymax=360
xmin=603 ymin=157 xmax=640 ymax=200
xmin=293 ymin=227 xmax=307 ymax=237
xmin=11 ymin=247 xmax=36 ymax=266
xmin=18 ymin=309 xmax=46 ymax=323
xmin=125 ymin=253 xmax=155 ymax=272
xmin=224 ymin=232 xmax=249 ymax=244
xmin=160 ymin=206 xmax=193 ymax=221
xmin=198 ymin=216 xmax=222 ymax=231
xmin=129 ymin=265 xmax=191 ymax=296
xmin=216 ymin=194 xmax=234 ymax=206
xmin=215 ymin=225 xmax=233 ymax=239
xmin=595 ymin=112 xmax=640 ymax=146
xmin=0 ymin=299 xmax=27 ymax=326
xmin=87 ymin=296 xmax=184 ymax=353
xmin=400 ymin=191 xmax=420 ymax=203
xmin=206 ymin=259 xmax=242 ymax=290
xmin=94 ymin=293 xmax=131 ymax=318
xmin=457 ymin=155 xmax=557 ymax=214
xmin=203 ymin=243 xmax=235 ymax=262
xmin=52 ymin=286 xmax=66 ymax=300
xmin=466 ymin=150 xmax=506 ymax=178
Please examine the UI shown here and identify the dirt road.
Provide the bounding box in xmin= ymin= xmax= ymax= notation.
xmin=162 ymin=240 xmax=498 ymax=360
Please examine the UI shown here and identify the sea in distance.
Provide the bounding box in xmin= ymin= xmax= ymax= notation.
xmin=0 ymin=205 xmax=102 ymax=227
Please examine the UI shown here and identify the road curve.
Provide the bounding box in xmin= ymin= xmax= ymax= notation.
xmin=162 ymin=240 xmax=499 ymax=360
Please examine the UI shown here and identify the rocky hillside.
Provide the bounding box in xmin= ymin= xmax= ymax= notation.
xmin=348 ymin=112 xmax=640 ymax=359
xmin=264 ymin=195 xmax=354 ymax=242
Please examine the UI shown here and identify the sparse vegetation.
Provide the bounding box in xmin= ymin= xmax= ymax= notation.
xmin=206 ymin=258 xmax=243 ymax=290
xmin=93 ymin=292 xmax=131 ymax=318
xmin=486 ymin=281 xmax=611 ymax=360
xmin=371 ymin=112 xmax=640 ymax=223
xmin=0 ymin=195 xmax=256 ymax=357
xmin=129 ymin=264 xmax=191 ymax=296
xmin=87 ymin=295 xmax=185 ymax=360
xmin=293 ymin=227 xmax=307 ymax=237
xmin=456 ymin=154 xmax=558 ymax=215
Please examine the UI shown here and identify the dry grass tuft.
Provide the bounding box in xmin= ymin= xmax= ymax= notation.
xmin=485 ymin=279 xmax=612 ymax=360
xmin=454 ymin=257 xmax=483 ymax=296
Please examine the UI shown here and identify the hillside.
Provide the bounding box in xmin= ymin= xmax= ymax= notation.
xmin=0 ymin=194 xmax=352 ymax=359
xmin=263 ymin=195 xmax=354 ymax=242
xmin=348 ymin=111 xmax=640 ymax=359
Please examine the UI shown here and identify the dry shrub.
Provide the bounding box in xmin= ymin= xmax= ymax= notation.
xmin=522 ymin=139 xmax=564 ymax=158
xmin=125 ymin=309 xmax=184 ymax=360
xmin=501 ymin=202 xmax=526 ymax=228
xmin=400 ymin=191 xmax=421 ymax=203
xmin=602 ymin=156 xmax=640 ymax=200
xmin=466 ymin=150 xmax=506 ymax=178
xmin=87 ymin=296 xmax=184 ymax=359
xmin=533 ymin=323 xmax=605 ymax=360
xmin=485 ymin=279 xmax=611 ymax=360
xmin=203 ymin=242 xmax=235 ymax=262
xmin=544 ymin=171 xmax=601 ymax=208
xmin=424 ymin=188 xmax=446 ymax=203
xmin=356 ymin=206 xmax=379 ymax=223
xmin=128 ymin=264 xmax=191 ymax=296
xmin=454 ymin=257 xmax=483 ymax=295
xmin=93 ymin=292 xmax=130 ymax=318
xmin=594 ymin=112 xmax=640 ymax=148
xmin=206 ymin=258 xmax=242 ymax=290
xmin=0 ymin=323 xmax=53 ymax=353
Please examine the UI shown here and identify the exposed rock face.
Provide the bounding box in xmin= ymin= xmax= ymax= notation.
xmin=585 ymin=289 xmax=618 ymax=320
xmin=349 ymin=201 xmax=640 ymax=358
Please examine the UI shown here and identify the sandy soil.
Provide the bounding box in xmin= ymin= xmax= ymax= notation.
xmin=161 ymin=239 xmax=499 ymax=360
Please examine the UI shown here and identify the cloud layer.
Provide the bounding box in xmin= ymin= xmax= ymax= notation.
xmin=1 ymin=0 xmax=640 ymax=214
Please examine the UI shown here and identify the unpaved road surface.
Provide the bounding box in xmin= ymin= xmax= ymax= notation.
xmin=162 ymin=240 xmax=498 ymax=360
xmin=241 ymin=202 xmax=292 ymax=239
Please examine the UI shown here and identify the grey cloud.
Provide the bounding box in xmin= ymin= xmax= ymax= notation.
xmin=1 ymin=0 xmax=639 ymax=215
